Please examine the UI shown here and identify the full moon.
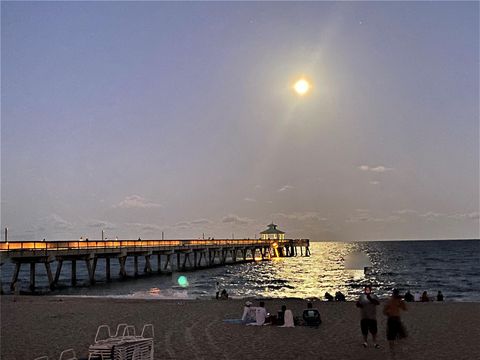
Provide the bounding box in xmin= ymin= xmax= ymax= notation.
xmin=293 ymin=79 xmax=311 ymax=95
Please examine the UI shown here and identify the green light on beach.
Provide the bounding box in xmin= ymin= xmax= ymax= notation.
xmin=177 ymin=275 xmax=189 ymax=287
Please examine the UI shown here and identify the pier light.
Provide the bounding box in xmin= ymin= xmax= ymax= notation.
xmin=260 ymin=223 xmax=285 ymax=241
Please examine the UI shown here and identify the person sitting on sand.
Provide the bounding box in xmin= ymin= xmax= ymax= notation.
xmin=383 ymin=289 xmax=407 ymax=354
xmin=421 ymin=291 xmax=429 ymax=302
xmin=277 ymin=305 xmax=287 ymax=326
xmin=437 ymin=291 xmax=444 ymax=301
xmin=404 ymin=290 xmax=414 ymax=302
xmin=325 ymin=292 xmax=334 ymax=302
xmin=248 ymin=301 xmax=268 ymax=326
xmin=220 ymin=289 xmax=229 ymax=300
xmin=303 ymin=302 xmax=321 ymax=327
xmin=335 ymin=291 xmax=346 ymax=302
xmin=280 ymin=309 xmax=295 ymax=328
xmin=356 ymin=285 xmax=380 ymax=348
xmin=241 ymin=301 xmax=256 ymax=324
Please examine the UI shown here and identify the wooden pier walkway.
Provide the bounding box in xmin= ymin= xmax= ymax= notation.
xmin=0 ymin=238 xmax=310 ymax=293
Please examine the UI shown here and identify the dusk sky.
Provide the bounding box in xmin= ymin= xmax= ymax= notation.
xmin=1 ymin=2 xmax=478 ymax=241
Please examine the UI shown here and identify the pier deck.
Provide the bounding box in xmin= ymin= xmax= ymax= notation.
xmin=0 ymin=238 xmax=310 ymax=293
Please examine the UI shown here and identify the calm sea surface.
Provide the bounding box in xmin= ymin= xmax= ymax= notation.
xmin=2 ymin=240 xmax=479 ymax=301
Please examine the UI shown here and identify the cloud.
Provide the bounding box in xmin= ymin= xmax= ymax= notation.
xmin=448 ymin=212 xmax=479 ymax=220
xmin=468 ymin=212 xmax=480 ymax=220
xmin=272 ymin=212 xmax=328 ymax=222
xmin=87 ymin=220 xmax=116 ymax=230
xmin=358 ymin=165 xmax=394 ymax=173
xmin=172 ymin=219 xmax=212 ymax=229
xmin=126 ymin=222 xmax=163 ymax=231
xmin=346 ymin=214 xmax=402 ymax=223
xmin=369 ymin=181 xmax=380 ymax=185
xmin=191 ymin=218 xmax=212 ymax=225
xmin=244 ymin=197 xmax=256 ymax=202
xmin=114 ymin=195 xmax=162 ymax=209
xmin=420 ymin=211 xmax=443 ymax=218
xmin=277 ymin=185 xmax=294 ymax=192
xmin=41 ymin=213 xmax=75 ymax=231
xmin=394 ymin=209 xmax=418 ymax=215
xmin=222 ymin=214 xmax=251 ymax=224
xmin=174 ymin=221 xmax=190 ymax=229
xmin=394 ymin=210 xmax=479 ymax=221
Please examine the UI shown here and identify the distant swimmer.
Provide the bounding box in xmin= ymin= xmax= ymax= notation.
xmin=436 ymin=291 xmax=444 ymax=301
xmin=421 ymin=291 xmax=430 ymax=302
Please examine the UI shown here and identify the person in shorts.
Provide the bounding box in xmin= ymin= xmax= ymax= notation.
xmin=356 ymin=285 xmax=380 ymax=348
xmin=383 ymin=288 xmax=407 ymax=354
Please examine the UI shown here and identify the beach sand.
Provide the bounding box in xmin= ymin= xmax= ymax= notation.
xmin=1 ymin=296 xmax=479 ymax=359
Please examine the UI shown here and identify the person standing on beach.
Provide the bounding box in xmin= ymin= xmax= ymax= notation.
xmin=356 ymin=285 xmax=380 ymax=348
xmin=383 ymin=289 xmax=407 ymax=356
xmin=215 ymin=281 xmax=220 ymax=300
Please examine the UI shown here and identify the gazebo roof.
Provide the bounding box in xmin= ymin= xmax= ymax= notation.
xmin=260 ymin=223 xmax=285 ymax=235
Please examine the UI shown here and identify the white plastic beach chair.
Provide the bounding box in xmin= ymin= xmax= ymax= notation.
xmin=138 ymin=324 xmax=154 ymax=339
xmin=59 ymin=349 xmax=78 ymax=360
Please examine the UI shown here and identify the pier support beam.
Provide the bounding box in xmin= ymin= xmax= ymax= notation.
xmin=106 ymin=257 xmax=111 ymax=281
xmin=144 ymin=255 xmax=152 ymax=274
xmin=71 ymin=260 xmax=77 ymax=286
xmin=157 ymin=254 xmax=161 ymax=274
xmin=134 ymin=256 xmax=139 ymax=277
xmin=29 ymin=262 xmax=36 ymax=292
xmin=85 ymin=258 xmax=95 ymax=285
xmin=45 ymin=262 xmax=54 ymax=290
xmin=10 ymin=262 xmax=21 ymax=291
xmin=182 ymin=253 xmax=190 ymax=270
xmin=118 ymin=257 xmax=127 ymax=278
xmin=54 ymin=259 xmax=63 ymax=285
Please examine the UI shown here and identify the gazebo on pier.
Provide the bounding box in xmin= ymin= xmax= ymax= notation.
xmin=260 ymin=223 xmax=285 ymax=240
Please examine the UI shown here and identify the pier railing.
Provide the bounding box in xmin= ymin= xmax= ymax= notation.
xmin=0 ymin=238 xmax=310 ymax=253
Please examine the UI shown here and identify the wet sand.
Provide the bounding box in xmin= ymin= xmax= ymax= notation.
xmin=1 ymin=296 xmax=479 ymax=359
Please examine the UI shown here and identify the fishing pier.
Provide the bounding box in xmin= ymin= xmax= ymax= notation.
xmin=0 ymin=237 xmax=310 ymax=293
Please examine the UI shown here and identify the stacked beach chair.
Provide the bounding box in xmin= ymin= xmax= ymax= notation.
xmin=88 ymin=323 xmax=154 ymax=360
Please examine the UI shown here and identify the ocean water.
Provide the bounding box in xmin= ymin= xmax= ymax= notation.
xmin=1 ymin=240 xmax=479 ymax=301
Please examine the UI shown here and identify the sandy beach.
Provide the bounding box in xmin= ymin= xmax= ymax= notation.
xmin=1 ymin=296 xmax=479 ymax=360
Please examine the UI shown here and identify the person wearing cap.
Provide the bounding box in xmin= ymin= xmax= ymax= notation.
xmin=356 ymin=285 xmax=380 ymax=348
xmin=383 ymin=289 xmax=408 ymax=354
xmin=241 ymin=301 xmax=256 ymax=324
